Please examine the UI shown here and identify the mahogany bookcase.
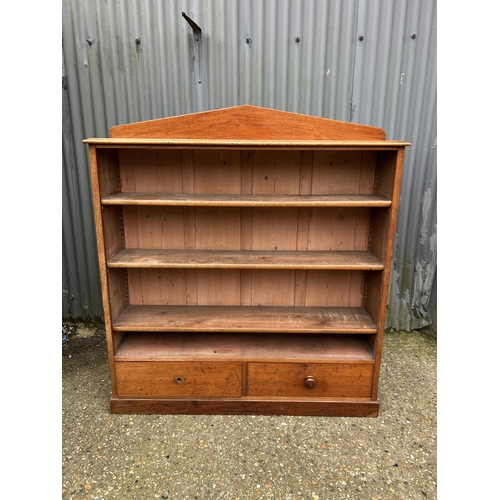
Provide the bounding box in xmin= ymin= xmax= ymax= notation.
xmin=84 ymin=105 xmax=409 ymax=416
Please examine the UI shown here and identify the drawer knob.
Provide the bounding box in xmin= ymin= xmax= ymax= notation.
xmin=304 ymin=376 xmax=316 ymax=389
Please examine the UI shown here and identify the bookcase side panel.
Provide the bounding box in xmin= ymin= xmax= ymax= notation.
xmin=89 ymin=146 xmax=120 ymax=391
xmin=96 ymin=149 xmax=120 ymax=198
xmin=364 ymin=271 xmax=383 ymax=327
xmin=101 ymin=206 xmax=124 ymax=260
xmin=373 ymin=151 xmax=398 ymax=201
xmin=369 ymin=209 xmax=390 ymax=262
xmin=107 ymin=268 xmax=129 ymax=323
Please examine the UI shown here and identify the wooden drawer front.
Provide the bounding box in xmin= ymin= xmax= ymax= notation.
xmin=246 ymin=363 xmax=373 ymax=398
xmin=115 ymin=362 xmax=243 ymax=398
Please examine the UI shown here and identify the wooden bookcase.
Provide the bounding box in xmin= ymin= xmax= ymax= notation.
xmin=84 ymin=105 xmax=409 ymax=416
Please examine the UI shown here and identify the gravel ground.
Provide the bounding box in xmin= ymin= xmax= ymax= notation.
xmin=62 ymin=322 xmax=437 ymax=500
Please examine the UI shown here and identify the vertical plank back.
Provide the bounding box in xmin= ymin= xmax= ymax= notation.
xmin=194 ymin=150 xmax=242 ymax=194
xmin=310 ymin=151 xmax=376 ymax=195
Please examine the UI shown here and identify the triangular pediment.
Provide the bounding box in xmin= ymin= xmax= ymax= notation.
xmin=109 ymin=105 xmax=386 ymax=140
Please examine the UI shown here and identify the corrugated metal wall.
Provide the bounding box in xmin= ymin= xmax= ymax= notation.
xmin=62 ymin=0 xmax=437 ymax=331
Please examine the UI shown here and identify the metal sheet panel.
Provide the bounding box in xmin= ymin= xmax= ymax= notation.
xmin=351 ymin=0 xmax=437 ymax=330
xmin=62 ymin=0 xmax=436 ymax=330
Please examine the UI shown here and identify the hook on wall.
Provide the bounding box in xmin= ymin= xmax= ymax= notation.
xmin=182 ymin=12 xmax=202 ymax=42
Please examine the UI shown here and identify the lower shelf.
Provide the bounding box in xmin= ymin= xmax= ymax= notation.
xmin=113 ymin=305 xmax=378 ymax=333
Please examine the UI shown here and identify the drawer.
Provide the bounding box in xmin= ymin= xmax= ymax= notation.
xmin=246 ymin=362 xmax=373 ymax=398
xmin=115 ymin=361 xmax=243 ymax=397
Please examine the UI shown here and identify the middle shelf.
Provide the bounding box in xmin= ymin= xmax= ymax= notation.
xmin=101 ymin=193 xmax=392 ymax=207
xmin=107 ymin=249 xmax=385 ymax=270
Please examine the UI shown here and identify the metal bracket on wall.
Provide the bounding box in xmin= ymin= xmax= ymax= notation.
xmin=182 ymin=12 xmax=202 ymax=41
xmin=182 ymin=12 xmax=203 ymax=84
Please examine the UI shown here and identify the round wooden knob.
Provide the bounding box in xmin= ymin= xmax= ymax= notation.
xmin=304 ymin=376 xmax=316 ymax=389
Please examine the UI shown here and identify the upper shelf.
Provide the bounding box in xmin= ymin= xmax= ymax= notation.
xmin=84 ymin=138 xmax=410 ymax=149
xmin=101 ymin=193 xmax=392 ymax=207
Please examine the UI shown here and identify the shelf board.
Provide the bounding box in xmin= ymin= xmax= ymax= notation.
xmin=85 ymin=137 xmax=411 ymax=149
xmin=108 ymin=249 xmax=384 ymax=270
xmin=113 ymin=306 xmax=378 ymax=334
xmin=115 ymin=332 xmax=375 ymax=362
xmin=101 ymin=193 xmax=392 ymax=207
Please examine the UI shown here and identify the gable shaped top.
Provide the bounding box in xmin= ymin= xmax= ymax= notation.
xmin=109 ymin=105 xmax=386 ymax=141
